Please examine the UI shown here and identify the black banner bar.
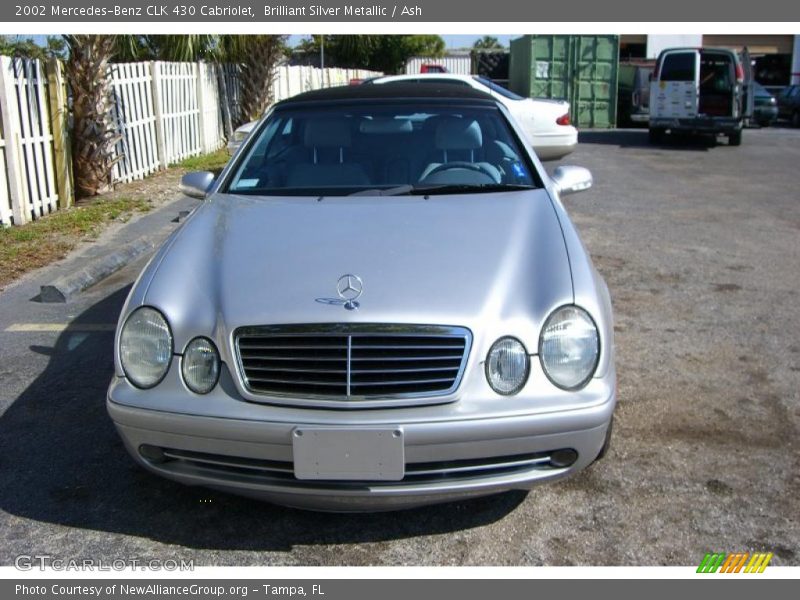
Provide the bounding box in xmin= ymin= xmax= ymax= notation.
xmin=2 ymin=0 xmax=799 ymax=22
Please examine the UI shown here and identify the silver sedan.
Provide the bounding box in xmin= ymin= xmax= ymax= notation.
xmin=107 ymin=83 xmax=615 ymax=511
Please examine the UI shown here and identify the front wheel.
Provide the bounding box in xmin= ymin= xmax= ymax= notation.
xmin=648 ymin=127 xmax=664 ymax=144
xmin=728 ymin=130 xmax=742 ymax=146
xmin=792 ymin=111 xmax=800 ymax=128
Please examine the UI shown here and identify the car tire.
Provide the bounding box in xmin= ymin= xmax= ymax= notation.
xmin=728 ymin=130 xmax=742 ymax=146
xmin=792 ymin=111 xmax=800 ymax=128
xmin=648 ymin=127 xmax=664 ymax=144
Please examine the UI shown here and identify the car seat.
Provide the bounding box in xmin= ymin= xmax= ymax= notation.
xmin=286 ymin=118 xmax=370 ymax=187
xmin=418 ymin=117 xmax=501 ymax=185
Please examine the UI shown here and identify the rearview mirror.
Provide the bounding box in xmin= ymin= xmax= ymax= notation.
xmin=552 ymin=166 xmax=593 ymax=196
xmin=180 ymin=171 xmax=215 ymax=200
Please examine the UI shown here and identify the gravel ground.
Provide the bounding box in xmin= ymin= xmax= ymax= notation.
xmin=0 ymin=127 xmax=797 ymax=566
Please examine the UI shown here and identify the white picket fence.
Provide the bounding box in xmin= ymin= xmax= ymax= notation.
xmin=109 ymin=62 xmax=160 ymax=184
xmin=0 ymin=56 xmax=59 ymax=226
xmin=0 ymin=57 xmax=381 ymax=226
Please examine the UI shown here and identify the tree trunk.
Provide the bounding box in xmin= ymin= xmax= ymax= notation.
xmin=238 ymin=36 xmax=286 ymax=124
xmin=64 ymin=35 xmax=122 ymax=198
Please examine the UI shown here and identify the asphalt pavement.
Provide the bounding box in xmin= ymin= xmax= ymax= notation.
xmin=0 ymin=127 xmax=797 ymax=566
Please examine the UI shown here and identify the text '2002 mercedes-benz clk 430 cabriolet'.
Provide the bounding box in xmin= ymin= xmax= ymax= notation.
xmin=107 ymin=83 xmax=615 ymax=511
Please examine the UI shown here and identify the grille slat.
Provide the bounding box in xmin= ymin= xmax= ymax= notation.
xmin=245 ymin=366 xmax=348 ymax=374
xmin=350 ymin=366 xmax=460 ymax=375
xmin=236 ymin=325 xmax=470 ymax=404
xmin=348 ymin=377 xmax=456 ymax=387
xmin=248 ymin=376 xmax=347 ymax=386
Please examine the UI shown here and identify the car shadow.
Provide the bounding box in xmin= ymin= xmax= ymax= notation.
xmin=0 ymin=286 xmax=525 ymax=557
xmin=579 ymin=129 xmax=718 ymax=151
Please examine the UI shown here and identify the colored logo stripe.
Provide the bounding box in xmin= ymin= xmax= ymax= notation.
xmin=744 ymin=553 xmax=773 ymax=573
xmin=697 ymin=553 xmax=726 ymax=573
xmin=697 ymin=552 xmax=773 ymax=573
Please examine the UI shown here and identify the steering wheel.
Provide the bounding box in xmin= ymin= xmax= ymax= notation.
xmin=422 ymin=161 xmax=497 ymax=182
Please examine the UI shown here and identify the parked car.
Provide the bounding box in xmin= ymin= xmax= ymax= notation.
xmin=420 ymin=63 xmax=448 ymax=73
xmin=777 ymin=84 xmax=800 ymax=127
xmin=366 ymin=73 xmax=578 ymax=160
xmin=751 ymin=82 xmax=778 ymax=127
xmin=226 ymin=123 xmax=253 ymax=155
xmin=108 ymin=83 xmax=616 ymax=511
xmin=227 ymin=75 xmax=579 ymax=161
xmin=617 ymin=63 xmax=654 ymax=127
xmin=649 ymin=47 xmax=754 ymax=145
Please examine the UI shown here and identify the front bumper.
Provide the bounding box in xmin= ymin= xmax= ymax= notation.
xmin=753 ymin=105 xmax=778 ymax=125
xmin=107 ymin=366 xmax=615 ymax=511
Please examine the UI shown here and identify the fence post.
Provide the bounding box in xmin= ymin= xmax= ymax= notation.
xmin=196 ymin=61 xmax=207 ymax=154
xmin=149 ymin=61 xmax=167 ymax=169
xmin=46 ymin=58 xmax=73 ymax=209
xmin=0 ymin=56 xmax=28 ymax=225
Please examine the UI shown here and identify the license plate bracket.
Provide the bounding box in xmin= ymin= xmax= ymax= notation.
xmin=292 ymin=427 xmax=405 ymax=481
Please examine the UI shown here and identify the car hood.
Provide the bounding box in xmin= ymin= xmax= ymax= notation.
xmin=142 ymin=190 xmax=574 ymax=350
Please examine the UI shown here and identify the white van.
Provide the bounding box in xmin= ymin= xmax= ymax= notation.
xmin=649 ymin=47 xmax=754 ymax=146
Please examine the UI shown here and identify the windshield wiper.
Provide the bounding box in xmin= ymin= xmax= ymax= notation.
xmin=409 ymin=183 xmax=537 ymax=195
xmin=348 ymin=185 xmax=415 ymax=196
xmin=348 ymin=183 xmax=537 ymax=197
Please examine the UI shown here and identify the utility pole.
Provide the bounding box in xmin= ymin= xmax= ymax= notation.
xmin=320 ymin=36 xmax=325 ymax=70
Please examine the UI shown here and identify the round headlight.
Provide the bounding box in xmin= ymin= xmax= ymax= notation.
xmin=485 ymin=337 xmax=530 ymax=395
xmin=539 ymin=306 xmax=600 ymax=390
xmin=119 ymin=307 xmax=173 ymax=389
xmin=181 ymin=337 xmax=220 ymax=394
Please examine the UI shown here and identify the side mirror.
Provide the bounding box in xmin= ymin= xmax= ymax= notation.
xmin=552 ymin=166 xmax=593 ymax=196
xmin=180 ymin=171 xmax=215 ymax=200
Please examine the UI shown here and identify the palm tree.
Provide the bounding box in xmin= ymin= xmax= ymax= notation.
xmin=473 ymin=36 xmax=504 ymax=51
xmin=61 ymin=34 xmax=288 ymax=195
xmin=63 ymin=35 xmax=122 ymax=198
xmin=221 ymin=35 xmax=288 ymax=123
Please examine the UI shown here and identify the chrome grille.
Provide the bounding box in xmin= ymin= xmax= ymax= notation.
xmin=235 ymin=324 xmax=471 ymax=403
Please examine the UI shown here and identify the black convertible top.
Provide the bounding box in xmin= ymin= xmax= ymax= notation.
xmin=275 ymin=82 xmax=496 ymax=107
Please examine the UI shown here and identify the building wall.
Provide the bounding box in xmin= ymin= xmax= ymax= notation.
xmin=405 ymin=55 xmax=472 ymax=75
xmin=702 ymin=34 xmax=794 ymax=54
xmin=645 ymin=35 xmax=703 ymax=59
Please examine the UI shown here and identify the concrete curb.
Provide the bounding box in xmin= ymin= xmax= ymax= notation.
xmin=39 ymin=236 xmax=156 ymax=303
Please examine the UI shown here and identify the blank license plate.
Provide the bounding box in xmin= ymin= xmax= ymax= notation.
xmin=292 ymin=427 xmax=404 ymax=481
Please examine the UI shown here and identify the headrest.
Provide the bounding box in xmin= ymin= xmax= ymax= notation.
xmin=435 ymin=118 xmax=482 ymax=151
xmin=304 ymin=118 xmax=352 ymax=148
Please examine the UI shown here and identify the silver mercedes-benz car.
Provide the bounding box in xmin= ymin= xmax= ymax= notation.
xmin=107 ymin=83 xmax=615 ymax=511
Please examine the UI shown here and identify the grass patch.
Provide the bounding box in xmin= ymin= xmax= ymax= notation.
xmin=0 ymin=196 xmax=151 ymax=289
xmin=176 ymin=149 xmax=230 ymax=175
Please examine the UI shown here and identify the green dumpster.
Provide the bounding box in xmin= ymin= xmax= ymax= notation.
xmin=510 ymin=35 xmax=620 ymax=128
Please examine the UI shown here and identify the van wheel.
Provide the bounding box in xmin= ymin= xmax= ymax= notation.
xmin=792 ymin=111 xmax=800 ymax=128
xmin=648 ymin=127 xmax=664 ymax=144
xmin=728 ymin=130 xmax=742 ymax=146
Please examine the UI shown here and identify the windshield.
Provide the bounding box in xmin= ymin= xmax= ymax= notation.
xmin=475 ymin=77 xmax=525 ymax=101
xmin=225 ymin=103 xmax=537 ymax=196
